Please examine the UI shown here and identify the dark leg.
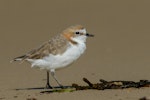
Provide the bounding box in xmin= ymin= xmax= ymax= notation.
xmin=45 ymin=71 xmax=52 ymax=89
xmin=50 ymin=70 xmax=64 ymax=88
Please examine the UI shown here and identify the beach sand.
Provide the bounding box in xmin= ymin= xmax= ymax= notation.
xmin=0 ymin=0 xmax=150 ymax=100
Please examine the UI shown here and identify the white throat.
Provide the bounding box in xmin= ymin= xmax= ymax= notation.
xmin=71 ymin=35 xmax=87 ymax=44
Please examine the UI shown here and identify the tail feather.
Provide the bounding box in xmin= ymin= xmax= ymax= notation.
xmin=10 ymin=55 xmax=26 ymax=63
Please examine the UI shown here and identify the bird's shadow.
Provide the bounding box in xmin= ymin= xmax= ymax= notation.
xmin=14 ymin=86 xmax=72 ymax=91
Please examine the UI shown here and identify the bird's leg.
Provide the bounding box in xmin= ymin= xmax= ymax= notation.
xmin=45 ymin=71 xmax=52 ymax=89
xmin=50 ymin=69 xmax=64 ymax=88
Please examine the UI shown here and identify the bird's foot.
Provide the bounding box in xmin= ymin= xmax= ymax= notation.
xmin=59 ymin=84 xmax=65 ymax=89
xmin=45 ymin=84 xmax=53 ymax=89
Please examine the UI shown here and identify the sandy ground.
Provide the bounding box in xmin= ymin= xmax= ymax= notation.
xmin=0 ymin=0 xmax=150 ymax=100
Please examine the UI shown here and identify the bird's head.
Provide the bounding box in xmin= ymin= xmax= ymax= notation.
xmin=62 ymin=25 xmax=94 ymax=44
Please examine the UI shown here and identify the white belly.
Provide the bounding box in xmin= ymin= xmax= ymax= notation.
xmin=28 ymin=43 xmax=86 ymax=70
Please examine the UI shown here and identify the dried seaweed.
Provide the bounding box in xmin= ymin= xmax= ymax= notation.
xmin=72 ymin=78 xmax=150 ymax=90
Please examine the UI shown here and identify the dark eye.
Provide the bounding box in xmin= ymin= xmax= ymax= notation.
xmin=75 ymin=32 xmax=80 ymax=34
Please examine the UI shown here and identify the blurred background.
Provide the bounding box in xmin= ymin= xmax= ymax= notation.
xmin=0 ymin=0 xmax=150 ymax=89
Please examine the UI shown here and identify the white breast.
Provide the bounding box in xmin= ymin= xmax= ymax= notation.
xmin=28 ymin=42 xmax=86 ymax=70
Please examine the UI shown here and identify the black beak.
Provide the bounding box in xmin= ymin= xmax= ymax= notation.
xmin=86 ymin=33 xmax=94 ymax=37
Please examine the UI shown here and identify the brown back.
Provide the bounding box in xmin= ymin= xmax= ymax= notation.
xmin=14 ymin=34 xmax=69 ymax=61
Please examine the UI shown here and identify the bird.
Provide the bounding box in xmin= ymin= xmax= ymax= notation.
xmin=11 ymin=25 xmax=94 ymax=89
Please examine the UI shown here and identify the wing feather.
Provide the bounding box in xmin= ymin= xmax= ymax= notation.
xmin=12 ymin=34 xmax=69 ymax=62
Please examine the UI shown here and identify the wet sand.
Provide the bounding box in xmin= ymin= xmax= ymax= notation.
xmin=0 ymin=0 xmax=150 ymax=100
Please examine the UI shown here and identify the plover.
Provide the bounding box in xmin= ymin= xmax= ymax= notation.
xmin=11 ymin=25 xmax=94 ymax=88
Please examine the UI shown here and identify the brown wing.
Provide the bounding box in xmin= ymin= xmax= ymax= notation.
xmin=13 ymin=34 xmax=69 ymax=61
